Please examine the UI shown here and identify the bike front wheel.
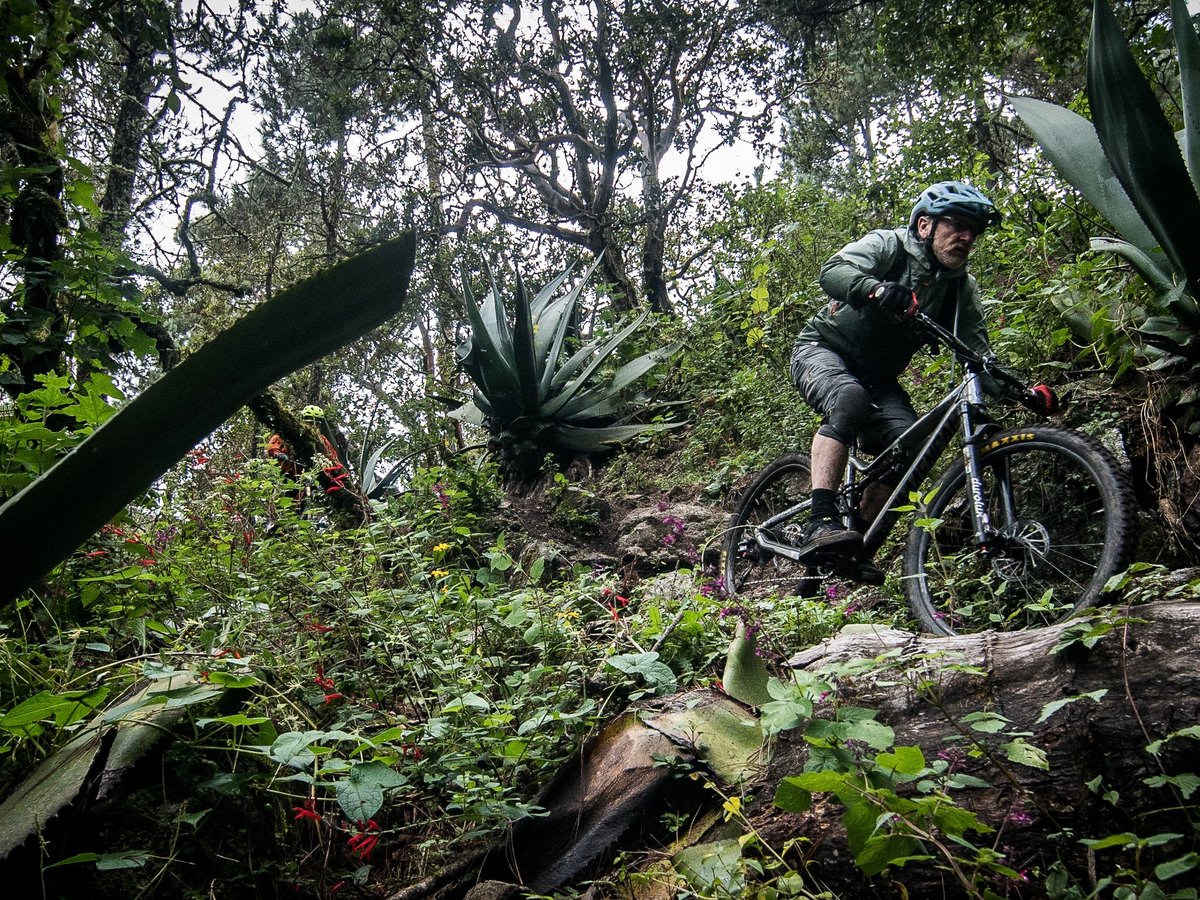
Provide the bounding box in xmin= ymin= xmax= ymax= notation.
xmin=724 ymin=453 xmax=822 ymax=600
xmin=903 ymin=426 xmax=1136 ymax=635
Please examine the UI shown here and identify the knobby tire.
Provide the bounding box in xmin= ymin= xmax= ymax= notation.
xmin=723 ymin=453 xmax=821 ymax=601
xmin=903 ymin=426 xmax=1136 ymax=636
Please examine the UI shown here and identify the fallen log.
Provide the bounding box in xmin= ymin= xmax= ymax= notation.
xmin=749 ymin=599 xmax=1200 ymax=898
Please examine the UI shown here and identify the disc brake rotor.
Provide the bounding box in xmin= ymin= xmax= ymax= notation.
xmin=991 ymin=520 xmax=1051 ymax=581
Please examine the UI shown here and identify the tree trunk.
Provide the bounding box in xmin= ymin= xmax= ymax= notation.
xmin=2 ymin=70 xmax=67 ymax=398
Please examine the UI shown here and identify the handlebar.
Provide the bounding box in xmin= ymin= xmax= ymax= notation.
xmin=910 ymin=311 xmax=1040 ymax=407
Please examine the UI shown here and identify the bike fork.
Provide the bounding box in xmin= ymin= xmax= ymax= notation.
xmin=959 ymin=378 xmax=996 ymax=550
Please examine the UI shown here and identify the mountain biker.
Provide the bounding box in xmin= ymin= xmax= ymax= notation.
xmin=789 ymin=180 xmax=1058 ymax=561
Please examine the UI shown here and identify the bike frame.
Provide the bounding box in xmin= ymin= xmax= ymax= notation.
xmin=850 ymin=369 xmax=988 ymax=560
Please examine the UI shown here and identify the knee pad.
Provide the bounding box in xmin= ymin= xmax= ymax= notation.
xmin=817 ymin=382 xmax=871 ymax=445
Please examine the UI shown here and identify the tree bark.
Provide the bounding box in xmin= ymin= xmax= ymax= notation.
xmin=749 ymin=599 xmax=1200 ymax=898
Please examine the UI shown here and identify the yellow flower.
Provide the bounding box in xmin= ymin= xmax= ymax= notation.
xmin=430 ymin=568 xmax=449 ymax=577
xmin=556 ymin=609 xmax=581 ymax=621
xmin=431 ymin=542 xmax=453 ymax=553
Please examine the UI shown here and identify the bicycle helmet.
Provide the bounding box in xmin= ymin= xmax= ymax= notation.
xmin=909 ymin=181 xmax=1001 ymax=231
xmin=300 ymin=404 xmax=324 ymax=418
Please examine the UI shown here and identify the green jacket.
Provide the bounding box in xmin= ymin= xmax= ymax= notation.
xmin=799 ymin=226 xmax=990 ymax=381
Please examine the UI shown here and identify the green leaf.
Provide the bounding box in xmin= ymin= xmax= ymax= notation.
xmin=442 ymin=691 xmax=491 ymax=713
xmin=605 ymin=652 xmax=676 ymax=695
xmin=773 ymin=777 xmax=813 ymax=813
xmin=1156 ymin=851 xmax=1200 ymax=881
xmin=845 ymin=718 xmax=894 ymax=751
xmin=1089 ymin=0 xmax=1200 ymax=295
xmin=335 ymin=761 xmax=406 ymax=822
xmin=1001 ymin=739 xmax=1049 ymax=771
xmin=855 ymin=834 xmax=926 ymax=877
xmin=196 ymin=714 xmax=270 ymax=728
xmin=1036 ymin=689 xmax=1108 ymax=724
xmin=1008 ymin=94 xmax=1161 ymax=262
xmin=875 ymin=745 xmax=925 ymax=776
xmin=269 ymin=731 xmax=323 ymax=769
xmin=674 ymin=839 xmax=744 ymax=896
xmin=962 ymin=711 xmax=1009 ymax=734
xmin=94 ymin=850 xmax=151 ymax=870
xmin=0 ymin=687 xmax=111 ymax=734
xmin=760 ymin=699 xmax=813 ymax=736
xmin=0 ymin=236 xmax=416 ymax=605
xmin=786 ymin=769 xmax=856 ymax=795
xmin=1145 ymin=773 xmax=1200 ymax=798
xmin=1080 ymin=832 xmax=1139 ymax=851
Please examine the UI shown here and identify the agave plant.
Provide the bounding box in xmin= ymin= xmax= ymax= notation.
xmin=451 ymin=262 xmax=678 ymax=483
xmin=1010 ymin=0 xmax=1200 ymax=433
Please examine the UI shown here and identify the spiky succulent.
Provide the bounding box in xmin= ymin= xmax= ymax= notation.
xmin=451 ymin=262 xmax=678 ymax=482
xmin=1010 ymin=0 xmax=1200 ymax=433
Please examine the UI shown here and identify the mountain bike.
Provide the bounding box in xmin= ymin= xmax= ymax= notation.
xmin=723 ymin=313 xmax=1137 ymax=636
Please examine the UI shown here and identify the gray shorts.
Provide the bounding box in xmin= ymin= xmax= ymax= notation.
xmin=790 ymin=341 xmax=916 ymax=455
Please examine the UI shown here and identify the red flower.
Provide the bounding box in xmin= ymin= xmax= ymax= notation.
xmin=601 ymin=587 xmax=629 ymax=606
xmin=293 ymin=798 xmax=321 ymax=823
xmin=138 ymin=558 xmax=156 ymax=567
xmin=347 ymin=820 xmax=380 ymax=860
xmin=84 ymin=549 xmax=108 ymax=558
xmin=304 ymin=614 xmax=334 ymax=634
xmin=323 ymin=692 xmax=344 ymax=704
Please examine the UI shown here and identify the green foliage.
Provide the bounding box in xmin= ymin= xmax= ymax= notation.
xmin=1011 ymin=0 xmax=1200 ymax=433
xmin=0 ymin=372 xmax=123 ymax=498
xmin=452 ymin=261 xmax=679 ymax=482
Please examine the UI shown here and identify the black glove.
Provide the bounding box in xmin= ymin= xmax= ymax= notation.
xmin=1025 ymin=384 xmax=1059 ymax=415
xmin=870 ymin=281 xmax=919 ymax=319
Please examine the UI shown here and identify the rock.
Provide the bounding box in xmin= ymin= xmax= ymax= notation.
xmin=463 ymin=881 xmax=522 ymax=900
xmin=616 ymin=502 xmax=726 ymax=573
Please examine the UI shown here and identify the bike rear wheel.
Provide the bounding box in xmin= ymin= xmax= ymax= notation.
xmin=903 ymin=426 xmax=1136 ymax=635
xmin=724 ymin=454 xmax=823 ymax=600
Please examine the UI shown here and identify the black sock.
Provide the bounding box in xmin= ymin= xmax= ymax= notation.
xmin=811 ymin=488 xmax=838 ymax=522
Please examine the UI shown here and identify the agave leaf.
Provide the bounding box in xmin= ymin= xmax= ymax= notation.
xmin=1089 ymin=0 xmax=1200 ymax=296
xmin=1173 ymin=0 xmax=1200 ymax=195
xmin=0 ymin=235 xmax=416 ymax=606
xmin=511 ymin=270 xmax=540 ymax=415
xmin=460 ymin=270 xmax=530 ymax=424
xmin=479 ymin=262 xmax=515 ymax=360
xmin=458 ymin=273 xmax=518 ymax=400
xmin=1138 ymin=315 xmax=1195 ymax=351
xmin=357 ymin=437 xmax=397 ymax=493
xmin=1009 ymin=94 xmax=1162 ymax=262
xmin=545 ymin=311 xmax=649 ymax=414
xmin=530 ymin=261 xmax=577 ymax=319
xmin=550 ymin=421 xmax=671 ymax=452
xmin=555 ymin=343 xmax=680 ymax=420
xmin=448 ymin=400 xmax=487 ymax=425
xmin=1089 ymin=237 xmax=1176 ymax=294
xmin=534 ymin=293 xmax=580 ymax=396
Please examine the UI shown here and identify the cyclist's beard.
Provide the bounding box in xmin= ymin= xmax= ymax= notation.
xmin=929 ymin=224 xmax=971 ymax=270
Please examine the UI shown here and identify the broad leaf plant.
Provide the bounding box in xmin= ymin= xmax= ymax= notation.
xmin=1011 ymin=0 xmax=1200 ymax=434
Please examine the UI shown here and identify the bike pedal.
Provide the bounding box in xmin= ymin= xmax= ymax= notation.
xmin=854 ymin=561 xmax=886 ymax=585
